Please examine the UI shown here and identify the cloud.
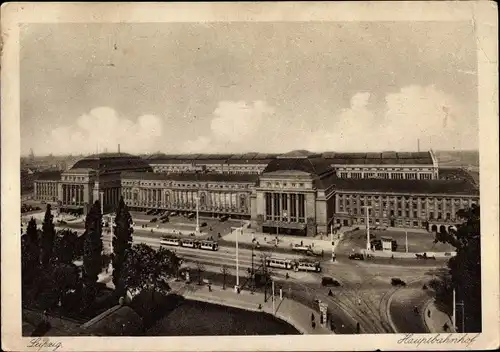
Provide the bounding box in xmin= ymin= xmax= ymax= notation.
xmin=182 ymin=86 xmax=476 ymax=154
xmin=181 ymin=100 xmax=287 ymax=153
xmin=48 ymin=107 xmax=164 ymax=155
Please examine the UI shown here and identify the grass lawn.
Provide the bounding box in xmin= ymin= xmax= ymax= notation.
xmin=342 ymin=229 xmax=455 ymax=253
xmin=146 ymin=299 xmax=299 ymax=336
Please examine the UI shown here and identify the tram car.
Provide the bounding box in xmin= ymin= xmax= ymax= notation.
xmin=199 ymin=240 xmax=219 ymax=251
xmin=265 ymin=257 xmax=295 ymax=270
xmin=294 ymin=260 xmax=322 ymax=273
xmin=160 ymin=236 xmax=182 ymax=247
xmin=160 ymin=236 xmax=219 ymax=252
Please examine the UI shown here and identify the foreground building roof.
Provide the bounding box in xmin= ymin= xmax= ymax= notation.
xmin=331 ymin=178 xmax=479 ymax=195
xmin=122 ymin=171 xmax=259 ymax=183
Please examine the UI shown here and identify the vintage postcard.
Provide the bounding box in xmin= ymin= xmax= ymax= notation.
xmin=1 ymin=1 xmax=499 ymax=351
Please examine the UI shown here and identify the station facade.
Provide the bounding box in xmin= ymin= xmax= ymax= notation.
xmin=32 ymin=150 xmax=479 ymax=236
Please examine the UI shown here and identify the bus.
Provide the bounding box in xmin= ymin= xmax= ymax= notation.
xmin=265 ymin=257 xmax=294 ymax=270
xmin=199 ymin=240 xmax=219 ymax=251
xmin=160 ymin=236 xmax=181 ymax=247
xmin=294 ymin=260 xmax=321 ymax=273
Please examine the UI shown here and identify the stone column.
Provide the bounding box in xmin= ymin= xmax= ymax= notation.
xmin=286 ymin=194 xmax=291 ymax=222
xmin=271 ymin=193 xmax=275 ymax=220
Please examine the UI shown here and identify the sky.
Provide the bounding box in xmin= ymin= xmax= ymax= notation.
xmin=20 ymin=22 xmax=478 ymax=156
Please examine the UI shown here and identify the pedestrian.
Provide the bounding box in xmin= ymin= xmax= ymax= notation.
xmin=328 ymin=289 xmax=333 ymax=296
xmin=311 ymin=313 xmax=315 ymax=322
xmin=208 ymin=284 xmax=212 ymax=292
xmin=356 ymin=322 xmax=360 ymax=334
xmin=312 ymin=321 xmax=316 ymax=329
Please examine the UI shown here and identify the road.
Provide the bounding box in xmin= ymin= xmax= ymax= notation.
xmin=55 ymin=223 xmax=446 ymax=334
xmin=389 ymin=285 xmax=432 ymax=333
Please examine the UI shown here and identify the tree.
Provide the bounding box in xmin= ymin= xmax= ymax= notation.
xmin=121 ymin=244 xmax=180 ymax=305
xmin=195 ymin=261 xmax=205 ymax=285
xmin=22 ymin=217 xmax=40 ymax=284
xmin=82 ymin=200 xmax=103 ymax=307
xmin=112 ymin=197 xmax=133 ymax=293
xmin=220 ymin=265 xmax=230 ymax=290
xmin=434 ymin=204 xmax=481 ymax=332
xmin=41 ymin=204 xmax=56 ymax=267
xmin=53 ymin=230 xmax=80 ymax=264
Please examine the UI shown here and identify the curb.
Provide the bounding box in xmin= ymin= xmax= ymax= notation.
xmin=385 ymin=289 xmax=399 ymax=333
xmin=421 ymin=298 xmax=433 ymax=333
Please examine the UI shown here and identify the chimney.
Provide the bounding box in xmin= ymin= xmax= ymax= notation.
xmin=118 ymin=144 xmax=121 ymax=153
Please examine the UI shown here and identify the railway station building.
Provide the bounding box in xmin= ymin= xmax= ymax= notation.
xmin=32 ymin=149 xmax=479 ymax=236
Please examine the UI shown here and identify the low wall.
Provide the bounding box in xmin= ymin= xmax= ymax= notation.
xmin=364 ymin=249 xmax=456 ymax=259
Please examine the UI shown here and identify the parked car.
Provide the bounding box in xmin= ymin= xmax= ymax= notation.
xmin=161 ymin=218 xmax=169 ymax=223
xmin=219 ymin=215 xmax=229 ymax=222
xmin=391 ymin=278 xmax=406 ymax=287
xmin=170 ymin=212 xmax=178 ymax=216
xmin=200 ymin=222 xmax=207 ymax=227
xmin=146 ymin=209 xmax=155 ymax=215
xmin=321 ymin=276 xmax=341 ymax=287
xmin=348 ymin=253 xmax=364 ymax=260
xmin=150 ymin=218 xmax=157 ymax=223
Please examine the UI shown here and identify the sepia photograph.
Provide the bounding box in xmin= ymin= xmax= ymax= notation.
xmin=1 ymin=2 xmax=498 ymax=351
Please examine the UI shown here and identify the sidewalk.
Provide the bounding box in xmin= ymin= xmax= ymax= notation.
xmin=423 ymin=298 xmax=456 ymax=333
xmin=222 ymin=228 xmax=347 ymax=252
xmin=170 ymin=281 xmax=333 ymax=335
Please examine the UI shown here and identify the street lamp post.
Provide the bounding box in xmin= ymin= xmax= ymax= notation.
xmin=330 ymin=223 xmax=335 ymax=262
xmin=234 ymin=227 xmax=240 ymax=293
xmin=272 ymin=279 xmax=276 ymax=315
xmin=195 ymin=194 xmax=200 ymax=234
xmin=100 ymin=191 xmax=104 ymax=214
xmin=363 ymin=206 xmax=372 ymax=251
xmin=251 ymin=232 xmax=255 ymax=293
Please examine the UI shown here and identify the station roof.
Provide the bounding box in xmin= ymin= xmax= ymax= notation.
xmin=122 ymin=172 xmax=259 ymax=184
xmin=263 ymin=156 xmax=333 ymax=177
xmin=34 ymin=170 xmax=62 ymax=181
xmin=322 ymin=151 xmax=433 ymax=165
xmin=332 ymin=178 xmax=479 ymax=195
xmin=71 ymin=153 xmax=152 ymax=174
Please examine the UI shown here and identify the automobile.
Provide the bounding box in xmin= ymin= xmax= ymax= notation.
xmin=321 ymin=276 xmax=341 ymax=287
xmin=170 ymin=212 xmax=178 ymax=216
xmin=391 ymin=278 xmax=406 ymax=287
xmin=146 ymin=209 xmax=155 ymax=215
xmin=187 ymin=213 xmax=195 ymax=219
xmin=161 ymin=219 xmax=169 ymax=223
xmin=219 ymin=215 xmax=229 ymax=222
xmin=200 ymin=222 xmax=207 ymax=227
xmin=348 ymin=253 xmax=364 ymax=260
xmin=150 ymin=218 xmax=158 ymax=223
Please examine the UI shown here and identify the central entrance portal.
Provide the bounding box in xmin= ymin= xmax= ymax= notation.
xmin=262 ymin=226 xmax=307 ymax=237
